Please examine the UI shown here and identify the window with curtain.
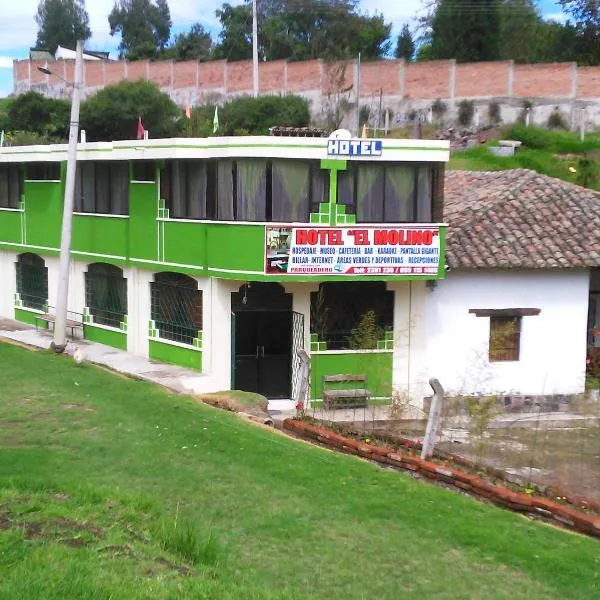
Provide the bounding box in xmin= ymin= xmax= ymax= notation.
xmin=271 ymin=159 xmax=310 ymax=222
xmin=160 ymin=160 xmax=208 ymax=220
xmin=337 ymin=168 xmax=355 ymax=214
xmin=74 ymin=161 xmax=129 ymax=215
xmin=235 ymin=159 xmax=267 ymax=221
xmin=310 ymin=164 xmax=329 ymax=214
xmin=151 ymin=272 xmax=202 ymax=345
xmin=85 ymin=263 xmax=127 ymax=328
xmin=26 ymin=162 xmax=61 ymax=181
xmin=16 ymin=253 xmax=48 ymax=311
xmin=356 ymin=164 xmax=385 ymax=222
xmin=0 ymin=164 xmax=22 ymax=209
xmin=132 ymin=160 xmax=156 ymax=182
xmin=385 ymin=165 xmax=416 ymax=222
xmin=216 ymin=159 xmax=234 ymax=220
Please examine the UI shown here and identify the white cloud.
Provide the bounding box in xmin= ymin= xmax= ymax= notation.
xmin=0 ymin=57 xmax=14 ymax=69
xmin=544 ymin=11 xmax=567 ymax=24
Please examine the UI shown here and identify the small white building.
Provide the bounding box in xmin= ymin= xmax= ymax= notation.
xmin=427 ymin=169 xmax=600 ymax=400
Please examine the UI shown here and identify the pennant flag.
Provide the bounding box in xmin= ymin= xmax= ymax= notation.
xmin=213 ymin=106 xmax=219 ymax=134
xmin=185 ymin=94 xmax=191 ymax=120
xmin=0 ymin=130 xmax=4 ymax=148
xmin=361 ymin=123 xmax=368 ymax=139
xmin=137 ymin=116 xmax=145 ymax=140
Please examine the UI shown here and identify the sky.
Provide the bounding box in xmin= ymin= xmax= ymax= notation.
xmin=0 ymin=0 xmax=567 ymax=98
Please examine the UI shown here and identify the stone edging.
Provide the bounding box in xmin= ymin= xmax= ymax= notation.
xmin=283 ymin=418 xmax=600 ymax=540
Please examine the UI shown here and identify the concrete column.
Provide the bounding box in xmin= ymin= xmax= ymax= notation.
xmin=449 ymin=59 xmax=456 ymax=100
xmin=399 ymin=58 xmax=405 ymax=99
xmin=223 ymin=60 xmax=228 ymax=94
xmin=209 ymin=277 xmax=240 ymax=390
xmin=0 ymin=251 xmax=17 ymax=318
xmin=127 ymin=267 xmax=153 ymax=358
xmin=508 ymin=60 xmax=514 ymax=97
xmin=571 ymin=62 xmax=578 ymax=99
xmin=283 ymin=60 xmax=288 ymax=92
xmin=387 ymin=280 xmax=428 ymax=409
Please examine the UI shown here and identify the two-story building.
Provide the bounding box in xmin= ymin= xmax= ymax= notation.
xmin=0 ymin=133 xmax=449 ymax=404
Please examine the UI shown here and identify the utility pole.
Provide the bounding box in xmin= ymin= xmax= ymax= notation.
xmin=355 ymin=52 xmax=361 ymax=137
xmin=252 ymin=0 xmax=259 ymax=98
xmin=52 ymin=40 xmax=83 ymax=353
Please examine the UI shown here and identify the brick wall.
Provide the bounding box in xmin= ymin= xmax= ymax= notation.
xmin=12 ymin=56 xmax=600 ymax=126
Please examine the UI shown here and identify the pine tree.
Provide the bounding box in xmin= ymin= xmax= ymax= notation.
xmin=395 ymin=24 xmax=415 ymax=61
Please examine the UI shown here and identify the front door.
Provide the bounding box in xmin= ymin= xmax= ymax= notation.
xmin=232 ymin=283 xmax=293 ymax=399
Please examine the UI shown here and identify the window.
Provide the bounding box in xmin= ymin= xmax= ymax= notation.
xmin=16 ymin=253 xmax=48 ymax=311
xmin=26 ymin=162 xmax=61 ymax=181
xmin=151 ymin=272 xmax=202 ymax=345
xmin=164 ymin=158 xmax=328 ymax=223
xmin=85 ymin=263 xmax=127 ymax=328
xmin=74 ymin=161 xmax=129 ymax=215
xmin=160 ymin=160 xmax=210 ymax=219
xmin=489 ymin=316 xmax=521 ymax=362
xmin=310 ymin=282 xmax=393 ymax=350
xmin=132 ymin=160 xmax=156 ymax=182
xmin=0 ymin=164 xmax=22 ymax=209
xmin=337 ymin=163 xmax=434 ymax=223
xmin=469 ymin=308 xmax=541 ymax=363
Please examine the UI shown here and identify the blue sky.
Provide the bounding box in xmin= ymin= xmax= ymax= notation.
xmin=0 ymin=0 xmax=567 ymax=98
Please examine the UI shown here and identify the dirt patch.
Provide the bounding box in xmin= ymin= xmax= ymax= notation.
xmin=155 ymin=556 xmax=192 ymax=576
xmin=61 ymin=404 xmax=96 ymax=412
xmin=53 ymin=517 xmax=104 ymax=537
xmin=99 ymin=544 xmax=135 ymax=557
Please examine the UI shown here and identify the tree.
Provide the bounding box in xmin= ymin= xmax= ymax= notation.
xmin=8 ymin=92 xmax=70 ymax=140
xmin=213 ymin=0 xmax=391 ymax=62
xmin=108 ymin=0 xmax=172 ymax=60
xmin=558 ymin=0 xmax=600 ymax=64
xmin=35 ymin=0 xmax=91 ymax=53
xmin=212 ymin=3 xmax=253 ymax=60
xmin=166 ymin=23 xmax=213 ymax=61
xmin=425 ymin=0 xmax=501 ymax=62
xmin=498 ymin=0 xmax=542 ymax=63
xmin=395 ymin=24 xmax=415 ymax=61
xmin=80 ymin=80 xmax=181 ymax=141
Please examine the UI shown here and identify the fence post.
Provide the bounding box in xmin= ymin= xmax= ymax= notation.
xmin=421 ymin=378 xmax=444 ymax=460
xmin=295 ymin=348 xmax=311 ymax=411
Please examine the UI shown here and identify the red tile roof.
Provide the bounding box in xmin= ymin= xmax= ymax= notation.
xmin=444 ymin=169 xmax=600 ymax=269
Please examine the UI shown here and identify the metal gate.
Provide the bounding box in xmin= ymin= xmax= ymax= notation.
xmin=290 ymin=311 xmax=306 ymax=403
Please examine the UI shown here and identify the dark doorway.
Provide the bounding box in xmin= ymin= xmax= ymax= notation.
xmin=232 ymin=283 xmax=293 ymax=399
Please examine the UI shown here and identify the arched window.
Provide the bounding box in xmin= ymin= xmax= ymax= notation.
xmin=85 ymin=263 xmax=127 ymax=328
xmin=151 ymin=272 xmax=202 ymax=345
xmin=16 ymin=253 xmax=48 ymax=311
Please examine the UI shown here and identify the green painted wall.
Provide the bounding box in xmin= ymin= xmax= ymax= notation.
xmin=310 ymin=352 xmax=393 ymax=400
xmin=162 ymin=220 xmax=206 ymax=270
xmin=72 ymin=215 xmax=129 ymax=261
xmin=84 ymin=324 xmax=127 ymax=350
xmin=0 ymin=209 xmax=22 ymax=248
xmin=23 ymin=181 xmax=64 ymax=250
xmin=129 ymin=182 xmax=159 ymax=263
xmin=149 ymin=339 xmax=202 ymax=370
xmin=14 ymin=307 xmax=45 ymax=327
xmin=205 ymin=223 xmax=265 ymax=274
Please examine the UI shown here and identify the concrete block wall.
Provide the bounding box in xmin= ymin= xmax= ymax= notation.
xmin=12 ymin=56 xmax=600 ymax=129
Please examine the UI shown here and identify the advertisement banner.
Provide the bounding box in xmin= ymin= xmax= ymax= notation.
xmin=265 ymin=226 xmax=441 ymax=276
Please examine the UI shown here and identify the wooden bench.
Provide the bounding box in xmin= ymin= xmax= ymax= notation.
xmin=322 ymin=374 xmax=370 ymax=409
xmin=35 ymin=309 xmax=84 ymax=340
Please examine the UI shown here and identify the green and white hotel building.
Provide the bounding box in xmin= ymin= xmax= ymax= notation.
xmin=0 ymin=133 xmax=449 ymax=404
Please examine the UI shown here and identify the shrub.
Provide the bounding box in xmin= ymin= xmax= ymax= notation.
xmin=457 ymin=100 xmax=474 ymax=127
xmin=156 ymin=517 xmax=221 ymax=566
xmin=8 ymin=92 xmax=69 ymax=140
xmin=431 ymin=98 xmax=447 ymax=117
xmin=189 ymin=94 xmax=310 ymax=136
xmin=349 ymin=310 xmax=383 ymax=350
xmin=80 ymin=80 xmax=181 ymax=141
xmin=488 ymin=101 xmax=501 ymax=124
xmin=547 ymin=107 xmax=568 ymax=130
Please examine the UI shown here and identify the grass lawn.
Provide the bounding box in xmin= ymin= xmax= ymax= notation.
xmin=1 ymin=341 xmax=599 ymax=599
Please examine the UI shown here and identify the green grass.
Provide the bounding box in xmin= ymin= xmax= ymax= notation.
xmin=448 ymin=125 xmax=600 ymax=191
xmin=1 ymin=342 xmax=599 ymax=599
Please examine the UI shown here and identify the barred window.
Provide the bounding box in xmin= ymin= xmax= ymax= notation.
xmin=0 ymin=164 xmax=22 ymax=209
xmin=310 ymin=282 xmax=393 ymax=350
xmin=151 ymin=272 xmax=202 ymax=345
xmin=75 ymin=161 xmax=129 ymax=215
xmin=16 ymin=253 xmax=48 ymax=311
xmin=85 ymin=263 xmax=127 ymax=328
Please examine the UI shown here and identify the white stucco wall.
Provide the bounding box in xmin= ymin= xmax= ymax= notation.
xmin=426 ymin=269 xmax=590 ymax=396
xmin=0 ymin=250 xmax=17 ymax=317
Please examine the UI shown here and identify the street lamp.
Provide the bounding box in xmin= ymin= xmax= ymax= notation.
xmin=37 ymin=40 xmax=84 ymax=353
